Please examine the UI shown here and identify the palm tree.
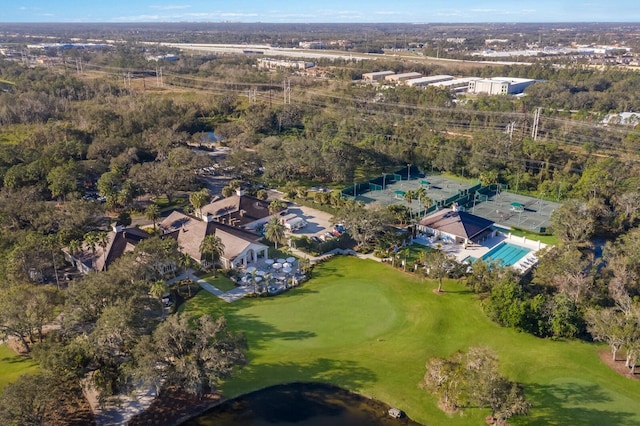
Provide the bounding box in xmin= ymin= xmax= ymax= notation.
xmin=264 ymin=216 xmax=286 ymax=249
xmin=67 ymin=239 xmax=82 ymax=261
xmin=422 ymin=195 xmax=433 ymax=211
xmin=145 ymin=203 xmax=161 ymax=232
xmin=268 ymin=199 xmax=287 ymax=216
xmin=415 ymin=186 xmax=427 ymax=206
xmin=189 ymin=188 xmax=210 ymax=218
xmin=178 ymin=252 xmax=196 ymax=294
xmin=83 ymin=231 xmax=98 ymax=255
xmin=416 ymin=250 xmax=428 ymax=270
xmin=199 ymin=234 xmax=225 ymax=277
xmin=399 ymin=247 xmax=411 ymax=271
xmin=250 ymin=270 xmax=259 ymax=294
xmin=404 ymin=190 xmax=416 ymax=221
xmin=149 ymin=280 xmax=169 ymax=318
xmin=96 ymin=231 xmax=109 ymax=269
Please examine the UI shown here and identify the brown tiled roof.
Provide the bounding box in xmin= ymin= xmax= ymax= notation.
xmin=160 ymin=211 xmax=264 ymax=262
xmin=200 ymin=194 xmax=278 ymax=227
xmin=418 ymin=209 xmax=494 ymax=240
xmin=71 ymin=227 xmax=151 ymax=272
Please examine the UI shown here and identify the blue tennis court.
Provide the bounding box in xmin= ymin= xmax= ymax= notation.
xmin=481 ymin=242 xmax=530 ymax=266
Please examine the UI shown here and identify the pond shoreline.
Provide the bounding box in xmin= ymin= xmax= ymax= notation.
xmin=174 ymin=382 xmax=420 ymax=426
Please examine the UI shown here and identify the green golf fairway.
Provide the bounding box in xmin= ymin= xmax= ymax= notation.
xmin=183 ymin=256 xmax=640 ymax=426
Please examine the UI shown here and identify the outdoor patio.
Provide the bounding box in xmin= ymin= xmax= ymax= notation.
xmin=238 ymin=256 xmax=304 ymax=296
xmin=413 ymin=230 xmax=546 ymax=274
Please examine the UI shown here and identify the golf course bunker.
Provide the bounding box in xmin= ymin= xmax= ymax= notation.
xmin=183 ymin=382 xmax=422 ymax=425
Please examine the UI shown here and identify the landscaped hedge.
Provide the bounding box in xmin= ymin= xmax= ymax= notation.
xmin=291 ymin=234 xmax=355 ymax=256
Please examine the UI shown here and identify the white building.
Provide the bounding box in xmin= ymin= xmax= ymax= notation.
xmin=257 ymin=58 xmax=314 ymax=70
xmin=299 ymin=41 xmax=324 ymax=49
xmin=405 ymin=75 xmax=454 ymax=87
xmin=362 ymin=71 xmax=395 ymax=81
xmin=429 ymin=77 xmax=482 ymax=93
xmin=468 ymin=77 xmax=536 ymax=95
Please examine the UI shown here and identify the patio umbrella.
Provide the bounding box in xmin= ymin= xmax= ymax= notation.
xmin=246 ymin=266 xmax=256 ymax=273
xmin=254 ymin=276 xmax=262 ymax=282
xmin=282 ymin=262 xmax=292 ymax=268
xmin=286 ymin=257 xmax=296 ymax=263
xmin=277 ymin=258 xmax=286 ymax=264
xmin=256 ymin=270 xmax=266 ymax=276
xmin=283 ymin=266 xmax=292 ymax=274
xmin=272 ymin=263 xmax=282 ymax=270
xmin=265 ymin=259 xmax=275 ymax=265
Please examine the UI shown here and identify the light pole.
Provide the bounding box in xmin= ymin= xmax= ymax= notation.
xmin=407 ymin=164 xmax=411 ymax=181
xmin=382 ymin=173 xmax=386 ymax=191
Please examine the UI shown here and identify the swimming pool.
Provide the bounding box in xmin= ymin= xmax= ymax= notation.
xmin=481 ymin=242 xmax=531 ymax=267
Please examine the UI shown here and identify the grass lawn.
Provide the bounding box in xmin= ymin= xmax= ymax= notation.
xmin=152 ymin=195 xmax=188 ymax=213
xmin=0 ymin=344 xmax=39 ymax=392
xmin=181 ymin=256 xmax=640 ymax=426
xmin=506 ymin=228 xmax=559 ymax=245
xmin=198 ymin=273 xmax=237 ymax=293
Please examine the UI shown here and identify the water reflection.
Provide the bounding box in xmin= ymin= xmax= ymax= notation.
xmin=183 ymin=383 xmax=422 ymax=426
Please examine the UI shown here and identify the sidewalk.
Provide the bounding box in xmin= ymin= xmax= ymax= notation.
xmin=167 ymin=270 xmax=255 ymax=303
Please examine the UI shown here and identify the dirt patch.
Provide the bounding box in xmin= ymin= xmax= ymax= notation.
xmin=128 ymin=387 xmax=222 ymax=426
xmin=598 ymin=350 xmax=640 ymax=380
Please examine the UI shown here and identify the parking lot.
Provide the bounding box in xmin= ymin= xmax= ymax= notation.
xmin=285 ymin=204 xmax=335 ymax=239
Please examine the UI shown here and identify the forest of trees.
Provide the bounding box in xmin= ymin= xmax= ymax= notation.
xmin=2 ymin=37 xmax=640 ymax=422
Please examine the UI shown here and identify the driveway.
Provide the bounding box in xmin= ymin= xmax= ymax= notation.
xmin=285 ymin=204 xmax=334 ymax=237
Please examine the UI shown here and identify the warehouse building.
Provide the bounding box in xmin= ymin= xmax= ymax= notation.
xmin=405 ymin=75 xmax=454 ymax=87
xmin=468 ymin=77 xmax=536 ymax=95
xmin=362 ymin=71 xmax=396 ymax=81
xmin=385 ymin=71 xmax=422 ymax=82
xmin=257 ymin=58 xmax=314 ymax=70
xmin=429 ymin=77 xmax=482 ymax=93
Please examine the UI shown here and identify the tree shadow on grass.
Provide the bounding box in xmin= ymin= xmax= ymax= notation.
xmin=224 ymin=357 xmax=378 ymax=396
xmin=524 ymin=381 xmax=638 ymax=425
xmin=0 ymin=355 xmax=36 ymax=365
xmin=439 ymin=288 xmax=474 ymax=295
xmin=225 ymin=311 xmax=316 ymax=352
xmin=312 ymin=265 xmax=345 ymax=279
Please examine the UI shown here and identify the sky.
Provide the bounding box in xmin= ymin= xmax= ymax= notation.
xmin=2 ymin=1 xmax=640 ymax=23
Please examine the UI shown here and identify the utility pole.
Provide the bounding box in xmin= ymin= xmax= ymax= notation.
xmin=506 ymin=121 xmax=516 ymax=141
xmin=269 ymin=75 xmax=273 ymax=109
xmin=531 ymin=107 xmax=541 ymax=141
xmin=156 ymin=66 xmax=164 ymax=88
xmin=283 ymin=78 xmax=291 ymax=105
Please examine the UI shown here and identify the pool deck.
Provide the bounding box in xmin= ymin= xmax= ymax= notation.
xmin=413 ymin=232 xmax=547 ymax=274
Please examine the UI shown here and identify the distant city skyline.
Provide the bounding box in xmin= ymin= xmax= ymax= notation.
xmin=3 ymin=0 xmax=640 ymax=23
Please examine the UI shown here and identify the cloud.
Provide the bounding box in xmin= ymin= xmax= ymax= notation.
xmin=112 ymin=10 xmax=259 ymax=22
xmin=470 ymin=8 xmax=500 ymax=13
xmin=149 ymin=5 xmax=191 ymax=10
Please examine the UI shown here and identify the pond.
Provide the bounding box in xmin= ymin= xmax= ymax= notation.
xmin=182 ymin=382 xmax=422 ymax=426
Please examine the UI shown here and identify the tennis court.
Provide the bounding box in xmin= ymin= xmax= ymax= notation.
xmin=341 ymin=170 xmax=558 ymax=233
xmin=343 ymin=170 xmax=478 ymax=217
xmin=459 ymin=185 xmax=558 ymax=233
